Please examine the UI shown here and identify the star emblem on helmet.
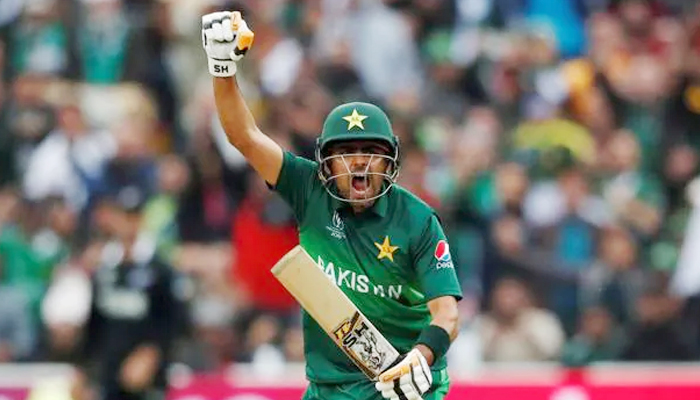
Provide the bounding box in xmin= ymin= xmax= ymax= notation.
xmin=342 ymin=108 xmax=368 ymax=130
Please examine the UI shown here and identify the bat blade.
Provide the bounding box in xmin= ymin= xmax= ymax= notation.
xmin=271 ymin=245 xmax=401 ymax=380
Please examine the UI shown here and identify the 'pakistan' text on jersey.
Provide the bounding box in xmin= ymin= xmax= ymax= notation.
xmin=273 ymin=152 xmax=463 ymax=384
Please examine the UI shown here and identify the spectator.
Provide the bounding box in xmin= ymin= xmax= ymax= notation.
xmin=93 ymin=116 xmax=158 ymax=204
xmin=2 ymin=73 xmax=57 ymax=180
xmin=40 ymin=254 xmax=93 ymax=363
xmin=142 ymin=154 xmax=190 ymax=261
xmin=282 ymin=324 xmax=305 ymax=363
xmin=620 ymin=280 xmax=699 ymax=361
xmin=75 ymin=0 xmax=148 ymax=84
xmin=22 ymin=99 xmax=116 ymax=212
xmin=486 ymin=213 xmax=532 ymax=294
xmin=0 ymin=195 xmax=64 ymax=328
xmin=81 ymin=186 xmax=189 ymax=400
xmin=528 ymin=166 xmax=606 ymax=333
xmin=580 ymin=225 xmax=647 ymax=325
xmin=227 ymin=173 xmax=299 ymax=370
xmin=397 ymin=146 xmax=440 ymax=210
xmin=561 ymin=306 xmax=625 ymax=366
xmin=600 ymin=130 xmax=665 ymax=237
xmin=179 ymin=293 xmax=237 ymax=372
xmin=241 ymin=314 xmax=286 ymax=377
xmin=527 ymin=0 xmax=588 ymax=59
xmin=229 ymin=174 xmax=298 ymax=317
xmin=314 ymin=0 xmax=424 ymax=102
xmin=478 ymin=277 xmax=565 ymax=362
xmin=493 ymin=161 xmax=529 ymax=217
xmin=6 ymin=0 xmax=69 ymax=78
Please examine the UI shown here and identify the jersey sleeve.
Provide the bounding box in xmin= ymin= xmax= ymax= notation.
xmin=270 ymin=151 xmax=318 ymax=223
xmin=412 ymin=214 xmax=463 ymax=301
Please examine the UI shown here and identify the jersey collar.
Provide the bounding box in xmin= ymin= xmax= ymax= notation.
xmin=372 ymin=191 xmax=389 ymax=217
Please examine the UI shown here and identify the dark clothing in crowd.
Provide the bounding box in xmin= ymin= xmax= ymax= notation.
xmin=84 ymin=237 xmax=186 ymax=400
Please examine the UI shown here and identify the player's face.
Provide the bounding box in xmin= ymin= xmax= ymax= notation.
xmin=327 ymin=141 xmax=391 ymax=202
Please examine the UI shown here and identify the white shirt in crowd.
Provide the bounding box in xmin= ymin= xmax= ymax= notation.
xmin=23 ymin=128 xmax=117 ymax=210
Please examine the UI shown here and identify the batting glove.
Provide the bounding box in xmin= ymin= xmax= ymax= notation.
xmin=375 ymin=349 xmax=432 ymax=400
xmin=201 ymin=11 xmax=254 ymax=77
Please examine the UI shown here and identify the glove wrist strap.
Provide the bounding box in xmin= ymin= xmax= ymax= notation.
xmin=208 ymin=58 xmax=237 ymax=77
xmin=415 ymin=325 xmax=451 ymax=361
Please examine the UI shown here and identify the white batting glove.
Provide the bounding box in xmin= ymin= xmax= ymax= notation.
xmin=375 ymin=349 xmax=432 ymax=400
xmin=201 ymin=11 xmax=254 ymax=77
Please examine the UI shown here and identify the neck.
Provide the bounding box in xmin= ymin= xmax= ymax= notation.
xmin=351 ymin=200 xmax=374 ymax=214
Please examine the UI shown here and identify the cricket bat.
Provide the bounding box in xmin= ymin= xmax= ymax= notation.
xmin=271 ymin=245 xmax=401 ymax=380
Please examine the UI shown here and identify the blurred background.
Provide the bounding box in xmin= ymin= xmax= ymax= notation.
xmin=2 ymin=0 xmax=700 ymax=399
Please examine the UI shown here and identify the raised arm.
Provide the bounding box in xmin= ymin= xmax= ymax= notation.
xmin=213 ymin=77 xmax=283 ymax=185
xmin=203 ymin=11 xmax=283 ymax=185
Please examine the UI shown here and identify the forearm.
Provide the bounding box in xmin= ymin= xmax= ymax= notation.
xmin=430 ymin=310 xmax=460 ymax=342
xmin=213 ymin=76 xmax=261 ymax=150
xmin=213 ymin=76 xmax=283 ymax=184
xmin=416 ymin=296 xmax=460 ymax=365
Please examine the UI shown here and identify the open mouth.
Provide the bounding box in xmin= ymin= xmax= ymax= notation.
xmin=351 ymin=175 xmax=370 ymax=194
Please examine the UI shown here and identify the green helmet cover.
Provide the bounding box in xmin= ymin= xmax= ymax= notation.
xmin=316 ymin=102 xmax=399 ymax=156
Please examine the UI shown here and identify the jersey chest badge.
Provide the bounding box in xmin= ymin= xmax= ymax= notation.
xmin=374 ymin=236 xmax=398 ymax=262
xmin=326 ymin=211 xmax=346 ymax=239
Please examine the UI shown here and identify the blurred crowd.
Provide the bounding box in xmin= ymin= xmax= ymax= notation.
xmin=1 ymin=0 xmax=700 ymax=383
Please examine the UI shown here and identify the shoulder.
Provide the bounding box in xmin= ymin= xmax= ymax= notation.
xmin=278 ymin=151 xmax=322 ymax=190
xmin=284 ymin=151 xmax=319 ymax=170
xmin=280 ymin=151 xmax=326 ymax=197
xmin=390 ymin=184 xmax=439 ymax=222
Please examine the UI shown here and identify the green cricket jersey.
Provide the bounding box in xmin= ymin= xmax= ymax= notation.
xmin=273 ymin=151 xmax=463 ymax=384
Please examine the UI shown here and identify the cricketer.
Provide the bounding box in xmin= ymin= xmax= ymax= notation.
xmin=201 ymin=10 xmax=463 ymax=400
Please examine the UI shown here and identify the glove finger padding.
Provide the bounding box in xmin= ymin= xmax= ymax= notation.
xmin=202 ymin=12 xmax=231 ymax=44
xmin=221 ymin=18 xmax=234 ymax=42
xmin=375 ymin=349 xmax=432 ymax=400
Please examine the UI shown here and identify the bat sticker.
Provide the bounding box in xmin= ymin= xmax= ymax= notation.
xmin=332 ymin=312 xmax=394 ymax=378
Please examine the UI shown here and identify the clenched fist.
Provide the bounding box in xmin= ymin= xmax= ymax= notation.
xmin=201 ymin=11 xmax=254 ymax=77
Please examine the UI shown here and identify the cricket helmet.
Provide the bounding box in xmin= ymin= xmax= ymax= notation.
xmin=315 ymin=102 xmax=400 ymax=203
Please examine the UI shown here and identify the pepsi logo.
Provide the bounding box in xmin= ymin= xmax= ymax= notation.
xmin=434 ymin=240 xmax=451 ymax=262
